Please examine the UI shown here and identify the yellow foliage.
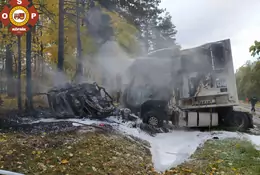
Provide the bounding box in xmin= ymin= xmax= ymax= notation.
xmin=44 ymin=45 xmax=58 ymax=63
xmin=1 ymin=97 xmax=18 ymax=109
xmin=105 ymin=10 xmax=141 ymax=55
xmin=0 ymin=0 xmax=139 ymax=83
xmin=61 ymin=159 xmax=69 ymax=164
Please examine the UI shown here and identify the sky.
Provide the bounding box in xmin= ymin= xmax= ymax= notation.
xmin=160 ymin=0 xmax=260 ymax=70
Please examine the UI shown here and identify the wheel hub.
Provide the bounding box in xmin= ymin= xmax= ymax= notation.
xmin=234 ymin=115 xmax=246 ymax=128
xmin=148 ymin=116 xmax=158 ymax=126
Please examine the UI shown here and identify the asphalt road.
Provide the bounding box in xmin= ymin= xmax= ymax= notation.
xmin=240 ymin=103 xmax=260 ymax=112
xmin=236 ymin=104 xmax=260 ymax=125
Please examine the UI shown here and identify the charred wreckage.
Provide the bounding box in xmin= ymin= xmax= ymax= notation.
xmin=0 ymin=39 xmax=254 ymax=135
xmin=46 ymin=82 xmax=115 ymax=119
xmin=0 ymin=82 xmax=163 ymax=135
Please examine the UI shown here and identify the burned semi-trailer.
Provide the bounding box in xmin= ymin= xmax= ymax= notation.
xmin=123 ymin=39 xmax=253 ymax=130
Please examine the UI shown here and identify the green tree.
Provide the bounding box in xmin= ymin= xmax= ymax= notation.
xmin=236 ymin=61 xmax=260 ymax=100
xmin=249 ymin=40 xmax=260 ymax=59
xmin=151 ymin=12 xmax=178 ymax=50
xmin=96 ymin=0 xmax=178 ymax=53
xmin=238 ymin=40 xmax=260 ymax=101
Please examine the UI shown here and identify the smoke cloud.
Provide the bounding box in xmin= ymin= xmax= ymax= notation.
xmin=93 ymin=40 xmax=135 ymax=93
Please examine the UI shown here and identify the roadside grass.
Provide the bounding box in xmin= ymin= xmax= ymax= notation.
xmin=163 ymin=138 xmax=260 ymax=175
xmin=0 ymin=130 xmax=260 ymax=175
xmin=0 ymin=131 xmax=155 ymax=175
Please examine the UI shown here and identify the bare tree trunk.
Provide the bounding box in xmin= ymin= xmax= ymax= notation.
xmin=26 ymin=29 xmax=33 ymax=110
xmin=13 ymin=55 xmax=17 ymax=75
xmin=17 ymin=36 xmax=22 ymax=110
xmin=33 ymin=55 xmax=37 ymax=72
xmin=75 ymin=0 xmax=83 ymax=83
xmin=40 ymin=30 xmax=44 ymax=78
xmin=36 ymin=36 xmax=41 ymax=77
xmin=57 ymin=0 xmax=64 ymax=71
xmin=5 ymin=44 xmax=15 ymax=97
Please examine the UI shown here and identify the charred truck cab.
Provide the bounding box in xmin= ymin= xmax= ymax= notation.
xmin=123 ymin=39 xmax=253 ymax=130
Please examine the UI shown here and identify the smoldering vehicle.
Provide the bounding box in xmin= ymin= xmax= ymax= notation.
xmin=0 ymin=40 xmax=252 ymax=135
xmin=46 ymin=82 xmax=115 ymax=118
xmin=123 ymin=39 xmax=253 ymax=131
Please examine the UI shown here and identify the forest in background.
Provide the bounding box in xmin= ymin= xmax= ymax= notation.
xmin=236 ymin=41 xmax=260 ymax=100
xmin=0 ymin=0 xmax=178 ymax=110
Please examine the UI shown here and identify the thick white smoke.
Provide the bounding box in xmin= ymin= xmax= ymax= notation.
xmin=93 ymin=40 xmax=135 ymax=93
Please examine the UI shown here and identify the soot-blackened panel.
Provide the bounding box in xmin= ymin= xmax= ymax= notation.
xmin=181 ymin=48 xmax=212 ymax=73
xmin=211 ymin=43 xmax=226 ymax=69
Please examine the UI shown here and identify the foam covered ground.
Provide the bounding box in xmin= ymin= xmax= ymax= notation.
xmin=31 ymin=117 xmax=260 ymax=172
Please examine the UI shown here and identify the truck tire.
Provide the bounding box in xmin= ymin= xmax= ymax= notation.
xmin=228 ymin=111 xmax=250 ymax=131
xmin=171 ymin=111 xmax=180 ymax=126
xmin=143 ymin=110 xmax=164 ymax=127
xmin=245 ymin=112 xmax=254 ymax=128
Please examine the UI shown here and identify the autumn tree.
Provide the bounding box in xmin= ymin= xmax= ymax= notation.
xmin=3 ymin=0 xmax=163 ymax=96
xmin=0 ymin=32 xmax=17 ymax=98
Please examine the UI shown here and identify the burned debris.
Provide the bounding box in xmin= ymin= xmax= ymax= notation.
xmin=0 ymin=81 xmax=173 ymax=136
xmin=0 ymin=40 xmax=254 ymax=136
xmin=1 ymin=121 xmax=79 ymax=134
xmin=47 ymin=82 xmax=115 ymax=119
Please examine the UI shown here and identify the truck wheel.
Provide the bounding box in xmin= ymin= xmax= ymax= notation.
xmin=143 ymin=111 xmax=164 ymax=127
xmin=171 ymin=111 xmax=180 ymax=126
xmin=245 ymin=112 xmax=254 ymax=128
xmin=229 ymin=111 xmax=249 ymax=131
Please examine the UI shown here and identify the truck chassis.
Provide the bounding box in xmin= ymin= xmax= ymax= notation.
xmin=123 ymin=39 xmax=254 ymax=131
